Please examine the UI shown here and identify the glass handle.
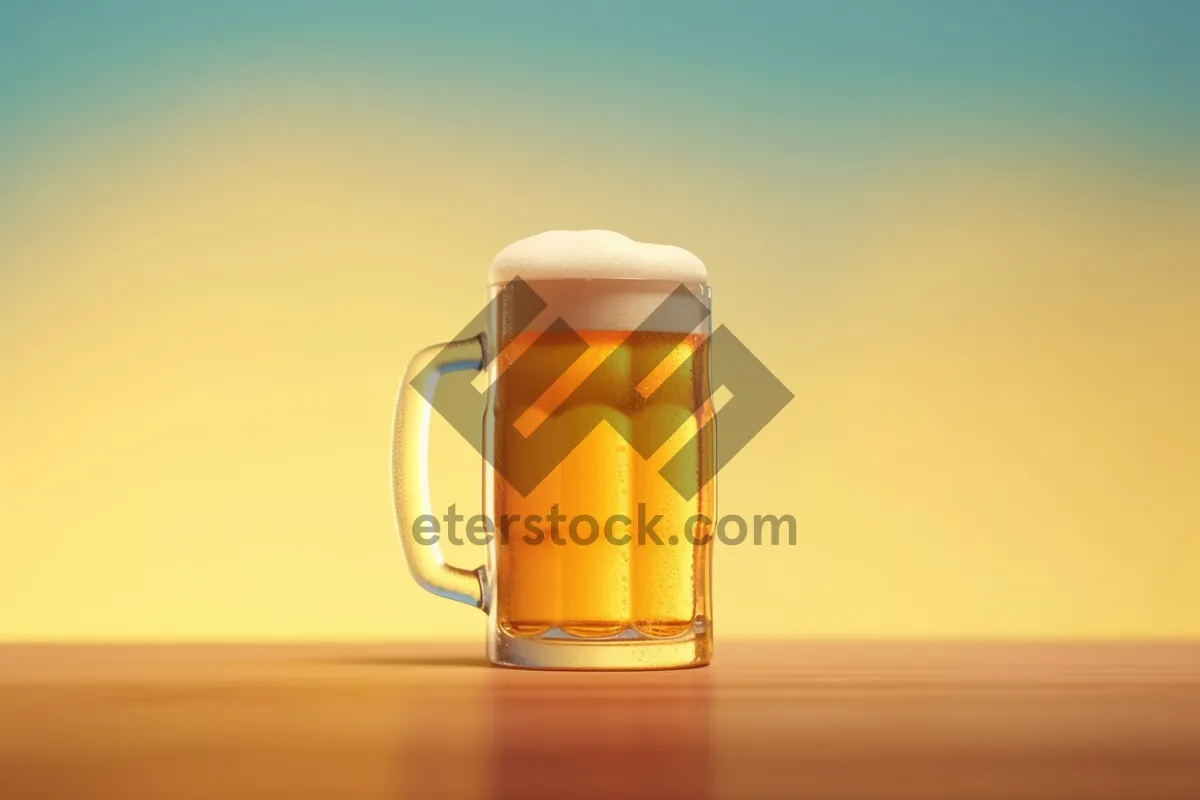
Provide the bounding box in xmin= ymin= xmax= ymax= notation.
xmin=392 ymin=335 xmax=488 ymax=611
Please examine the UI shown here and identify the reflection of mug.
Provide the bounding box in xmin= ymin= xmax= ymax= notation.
xmin=393 ymin=231 xmax=715 ymax=669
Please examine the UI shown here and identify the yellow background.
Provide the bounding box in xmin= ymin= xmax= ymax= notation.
xmin=2 ymin=7 xmax=1199 ymax=641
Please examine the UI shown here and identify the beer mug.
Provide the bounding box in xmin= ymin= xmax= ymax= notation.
xmin=393 ymin=231 xmax=714 ymax=669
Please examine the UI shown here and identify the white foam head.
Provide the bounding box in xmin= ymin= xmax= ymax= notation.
xmin=487 ymin=231 xmax=710 ymax=334
xmin=488 ymin=230 xmax=707 ymax=285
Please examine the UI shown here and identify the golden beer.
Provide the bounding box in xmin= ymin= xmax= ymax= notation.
xmin=492 ymin=328 xmax=715 ymax=640
xmin=395 ymin=230 xmax=715 ymax=669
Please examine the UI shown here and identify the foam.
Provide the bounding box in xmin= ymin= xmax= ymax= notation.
xmin=488 ymin=230 xmax=707 ymax=285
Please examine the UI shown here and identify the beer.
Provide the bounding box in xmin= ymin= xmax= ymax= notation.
xmin=492 ymin=328 xmax=715 ymax=640
xmin=395 ymin=229 xmax=716 ymax=669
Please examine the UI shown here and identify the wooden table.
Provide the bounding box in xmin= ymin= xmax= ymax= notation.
xmin=1 ymin=643 xmax=1198 ymax=799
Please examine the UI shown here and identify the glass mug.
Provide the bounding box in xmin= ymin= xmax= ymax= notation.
xmin=393 ymin=241 xmax=714 ymax=669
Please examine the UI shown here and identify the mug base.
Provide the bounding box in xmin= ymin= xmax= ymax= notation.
xmin=488 ymin=620 xmax=712 ymax=671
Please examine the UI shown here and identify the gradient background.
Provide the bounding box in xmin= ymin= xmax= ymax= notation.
xmin=2 ymin=1 xmax=1198 ymax=643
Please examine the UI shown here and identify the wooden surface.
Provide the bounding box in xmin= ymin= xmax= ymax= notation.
xmin=1 ymin=643 xmax=1199 ymax=799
